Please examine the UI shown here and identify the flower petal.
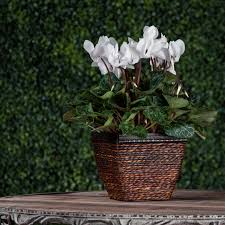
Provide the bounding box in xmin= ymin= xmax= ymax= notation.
xmin=109 ymin=37 xmax=117 ymax=46
xmin=143 ymin=25 xmax=159 ymax=40
xmin=136 ymin=38 xmax=149 ymax=58
xmin=83 ymin=40 xmax=94 ymax=54
xmin=97 ymin=60 xmax=108 ymax=75
xmin=169 ymin=39 xmax=185 ymax=62
xmin=98 ymin=36 xmax=110 ymax=45
xmin=113 ymin=67 xmax=122 ymax=78
xmin=167 ymin=59 xmax=176 ymax=75
xmin=128 ymin=37 xmax=137 ymax=47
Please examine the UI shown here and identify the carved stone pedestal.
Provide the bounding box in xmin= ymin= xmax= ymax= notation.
xmin=0 ymin=190 xmax=225 ymax=225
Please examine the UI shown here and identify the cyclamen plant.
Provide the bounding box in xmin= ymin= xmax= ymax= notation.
xmin=64 ymin=25 xmax=217 ymax=139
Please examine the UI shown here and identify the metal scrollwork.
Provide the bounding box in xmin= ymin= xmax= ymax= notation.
xmin=0 ymin=214 xmax=225 ymax=225
xmin=1 ymin=209 xmax=225 ymax=225
xmin=0 ymin=214 xmax=13 ymax=225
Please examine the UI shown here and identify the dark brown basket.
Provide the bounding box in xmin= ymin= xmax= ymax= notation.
xmin=92 ymin=133 xmax=186 ymax=201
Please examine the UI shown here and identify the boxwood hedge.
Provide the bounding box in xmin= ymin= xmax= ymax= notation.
xmin=1 ymin=0 xmax=224 ymax=196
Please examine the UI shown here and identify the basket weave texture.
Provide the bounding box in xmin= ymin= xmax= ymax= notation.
xmin=92 ymin=133 xmax=186 ymax=201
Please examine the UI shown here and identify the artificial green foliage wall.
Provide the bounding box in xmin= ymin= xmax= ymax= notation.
xmin=1 ymin=0 xmax=224 ymax=196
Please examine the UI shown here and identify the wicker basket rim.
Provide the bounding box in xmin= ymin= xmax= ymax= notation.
xmin=92 ymin=132 xmax=187 ymax=143
xmin=118 ymin=133 xmax=187 ymax=143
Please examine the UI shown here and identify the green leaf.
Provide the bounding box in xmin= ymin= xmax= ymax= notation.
xmin=108 ymin=102 xmax=126 ymax=111
xmin=194 ymin=128 xmax=206 ymax=140
xmin=141 ymin=72 xmax=164 ymax=95
xmin=100 ymin=91 xmax=114 ymax=100
xmin=100 ymin=110 xmax=115 ymax=117
xmin=189 ymin=110 xmax=217 ymax=125
xmin=130 ymin=95 xmax=154 ymax=107
xmin=159 ymin=74 xmax=178 ymax=95
xmin=131 ymin=96 xmax=147 ymax=106
xmin=99 ymin=75 xmax=110 ymax=90
xmin=89 ymin=89 xmax=104 ymax=99
xmin=125 ymin=112 xmax=138 ymax=122
xmin=164 ymin=95 xmax=189 ymax=109
xmin=111 ymin=74 xmax=122 ymax=92
xmin=163 ymin=73 xmax=177 ymax=85
xmin=169 ymin=109 xmax=190 ymax=119
xmin=75 ymin=103 xmax=94 ymax=115
xmin=150 ymin=72 xmax=165 ymax=90
xmin=94 ymin=114 xmax=115 ymax=132
xmin=108 ymin=92 xmax=127 ymax=111
xmin=119 ymin=122 xmax=133 ymax=134
xmin=152 ymin=96 xmax=165 ymax=106
xmin=130 ymin=106 xmax=147 ymax=112
xmin=165 ymin=124 xmax=195 ymax=138
xmin=103 ymin=115 xmax=114 ymax=126
xmin=143 ymin=107 xmax=167 ymax=124
xmin=87 ymin=103 xmax=94 ymax=112
xmin=119 ymin=122 xmax=147 ymax=138
xmin=125 ymin=93 xmax=131 ymax=108
xmin=133 ymin=125 xmax=148 ymax=138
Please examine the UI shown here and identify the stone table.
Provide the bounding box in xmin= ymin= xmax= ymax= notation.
xmin=0 ymin=190 xmax=225 ymax=225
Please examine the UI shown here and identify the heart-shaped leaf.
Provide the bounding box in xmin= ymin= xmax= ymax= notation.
xmin=169 ymin=109 xmax=190 ymax=119
xmin=164 ymin=95 xmax=189 ymax=109
xmin=189 ymin=110 xmax=217 ymax=124
xmin=119 ymin=122 xmax=147 ymax=138
xmin=100 ymin=91 xmax=114 ymax=100
xmin=143 ymin=107 xmax=167 ymax=125
xmin=165 ymin=124 xmax=194 ymax=138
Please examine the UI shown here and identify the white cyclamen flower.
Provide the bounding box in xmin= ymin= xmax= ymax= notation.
xmin=120 ymin=38 xmax=140 ymax=67
xmin=151 ymin=34 xmax=169 ymax=60
xmin=83 ymin=36 xmax=115 ymax=75
xmin=103 ymin=39 xmax=140 ymax=78
xmin=104 ymin=41 xmax=121 ymax=67
xmin=103 ymin=41 xmax=123 ymax=78
xmin=135 ymin=25 xmax=185 ymax=75
xmin=167 ymin=39 xmax=185 ymax=75
xmin=169 ymin=39 xmax=185 ymax=62
xmin=136 ymin=25 xmax=159 ymax=58
xmin=136 ymin=25 xmax=170 ymax=71
xmin=83 ymin=26 xmax=185 ymax=77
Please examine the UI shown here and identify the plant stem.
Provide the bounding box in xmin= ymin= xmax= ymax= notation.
xmin=137 ymin=112 xmax=141 ymax=125
xmin=150 ymin=57 xmax=155 ymax=71
xmin=152 ymin=124 xmax=158 ymax=133
xmin=115 ymin=110 xmax=122 ymax=122
xmin=194 ymin=129 xmax=206 ymax=140
xmin=101 ymin=58 xmax=113 ymax=87
xmin=87 ymin=124 xmax=100 ymax=132
xmin=121 ymin=67 xmax=129 ymax=92
xmin=134 ymin=61 xmax=142 ymax=87
xmin=146 ymin=122 xmax=157 ymax=131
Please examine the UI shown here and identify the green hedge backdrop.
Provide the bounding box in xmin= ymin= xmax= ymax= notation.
xmin=1 ymin=0 xmax=225 ymax=196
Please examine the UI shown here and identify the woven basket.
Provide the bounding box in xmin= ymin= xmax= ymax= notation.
xmin=92 ymin=133 xmax=186 ymax=201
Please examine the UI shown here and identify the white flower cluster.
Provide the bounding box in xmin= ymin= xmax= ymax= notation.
xmin=83 ymin=25 xmax=185 ymax=78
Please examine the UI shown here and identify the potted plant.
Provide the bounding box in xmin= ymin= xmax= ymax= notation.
xmin=64 ymin=25 xmax=217 ymax=201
